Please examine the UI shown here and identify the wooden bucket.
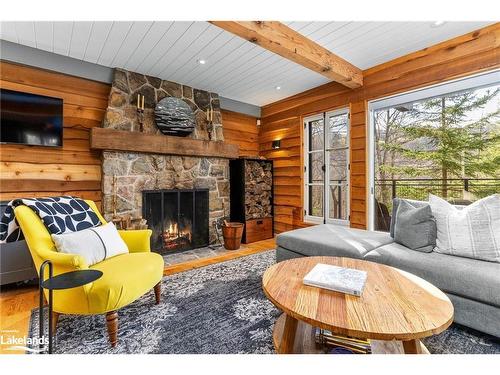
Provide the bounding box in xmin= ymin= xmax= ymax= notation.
xmin=222 ymin=222 xmax=245 ymax=250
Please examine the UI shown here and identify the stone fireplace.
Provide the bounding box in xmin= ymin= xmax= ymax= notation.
xmin=101 ymin=68 xmax=231 ymax=245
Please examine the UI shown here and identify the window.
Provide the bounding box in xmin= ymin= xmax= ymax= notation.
xmin=304 ymin=108 xmax=350 ymax=225
xmin=368 ymin=70 xmax=500 ymax=231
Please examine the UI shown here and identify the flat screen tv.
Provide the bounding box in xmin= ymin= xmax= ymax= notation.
xmin=0 ymin=89 xmax=63 ymax=147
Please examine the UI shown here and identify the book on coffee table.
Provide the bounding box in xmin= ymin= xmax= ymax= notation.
xmin=303 ymin=263 xmax=367 ymax=296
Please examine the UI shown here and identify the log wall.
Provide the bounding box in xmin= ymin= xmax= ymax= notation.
xmin=0 ymin=62 xmax=110 ymax=208
xmin=221 ymin=109 xmax=259 ymax=157
xmin=259 ymin=24 xmax=500 ymax=232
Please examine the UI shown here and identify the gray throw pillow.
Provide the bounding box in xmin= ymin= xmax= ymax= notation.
xmin=390 ymin=198 xmax=429 ymax=238
xmin=394 ymin=200 xmax=436 ymax=253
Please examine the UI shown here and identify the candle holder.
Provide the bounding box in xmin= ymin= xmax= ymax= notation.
xmin=137 ymin=108 xmax=144 ymax=132
xmin=136 ymin=94 xmax=145 ymax=132
xmin=206 ymin=108 xmax=214 ymax=140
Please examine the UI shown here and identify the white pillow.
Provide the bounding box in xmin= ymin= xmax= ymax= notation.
xmin=52 ymin=222 xmax=128 ymax=266
xmin=429 ymin=194 xmax=500 ymax=263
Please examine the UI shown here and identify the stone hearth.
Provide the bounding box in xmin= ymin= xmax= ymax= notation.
xmin=101 ymin=68 xmax=230 ymax=243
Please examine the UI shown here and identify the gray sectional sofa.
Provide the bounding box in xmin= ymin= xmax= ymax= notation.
xmin=276 ymin=224 xmax=500 ymax=338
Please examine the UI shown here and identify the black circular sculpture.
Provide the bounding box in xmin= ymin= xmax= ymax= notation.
xmin=154 ymin=97 xmax=195 ymax=137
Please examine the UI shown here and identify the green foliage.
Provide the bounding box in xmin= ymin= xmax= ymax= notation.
xmin=374 ymin=84 xmax=500 ymax=204
xmin=375 ymin=85 xmax=500 ymax=180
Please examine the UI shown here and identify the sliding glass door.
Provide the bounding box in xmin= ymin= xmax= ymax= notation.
xmin=304 ymin=108 xmax=350 ymax=225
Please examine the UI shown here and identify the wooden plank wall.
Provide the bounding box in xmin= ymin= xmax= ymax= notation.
xmin=221 ymin=109 xmax=259 ymax=157
xmin=259 ymin=23 xmax=500 ymax=232
xmin=0 ymin=62 xmax=110 ymax=208
xmin=259 ymin=115 xmax=306 ymax=233
xmin=349 ymin=101 xmax=367 ymax=229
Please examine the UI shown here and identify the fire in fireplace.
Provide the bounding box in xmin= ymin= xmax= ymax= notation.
xmin=162 ymin=221 xmax=192 ymax=250
xmin=142 ymin=189 xmax=209 ymax=254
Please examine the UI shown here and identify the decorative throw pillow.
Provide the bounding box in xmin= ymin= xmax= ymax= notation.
xmin=390 ymin=198 xmax=429 ymax=238
xmin=52 ymin=222 xmax=128 ymax=266
xmin=22 ymin=196 xmax=101 ymax=235
xmin=429 ymin=194 xmax=500 ymax=263
xmin=394 ymin=199 xmax=436 ymax=253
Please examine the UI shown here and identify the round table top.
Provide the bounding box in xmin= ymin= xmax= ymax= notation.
xmin=262 ymin=257 xmax=454 ymax=341
xmin=41 ymin=270 xmax=103 ymax=290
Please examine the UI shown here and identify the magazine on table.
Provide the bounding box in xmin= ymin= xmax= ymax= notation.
xmin=303 ymin=263 xmax=367 ymax=296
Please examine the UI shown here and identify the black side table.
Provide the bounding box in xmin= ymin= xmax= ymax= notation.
xmin=39 ymin=260 xmax=103 ymax=354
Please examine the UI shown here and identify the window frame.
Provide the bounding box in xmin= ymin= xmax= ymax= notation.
xmin=303 ymin=113 xmax=326 ymax=224
xmin=367 ymin=69 xmax=500 ymax=231
xmin=303 ymin=108 xmax=350 ymax=225
xmin=325 ymin=108 xmax=350 ymax=226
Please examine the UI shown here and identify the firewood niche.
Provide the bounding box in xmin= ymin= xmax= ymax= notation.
xmin=229 ymin=158 xmax=274 ymax=243
xmin=244 ymin=161 xmax=273 ymax=219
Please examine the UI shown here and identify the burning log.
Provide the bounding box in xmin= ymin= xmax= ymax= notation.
xmin=161 ymin=221 xmax=193 ymax=250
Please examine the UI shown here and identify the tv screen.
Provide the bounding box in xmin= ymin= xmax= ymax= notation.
xmin=0 ymin=89 xmax=63 ymax=147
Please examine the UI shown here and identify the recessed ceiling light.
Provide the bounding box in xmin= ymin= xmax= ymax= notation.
xmin=275 ymin=86 xmax=281 ymax=90
xmin=432 ymin=21 xmax=446 ymax=27
xmin=197 ymin=59 xmax=206 ymax=65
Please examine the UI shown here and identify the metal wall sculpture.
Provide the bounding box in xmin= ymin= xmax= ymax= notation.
xmin=154 ymin=97 xmax=195 ymax=137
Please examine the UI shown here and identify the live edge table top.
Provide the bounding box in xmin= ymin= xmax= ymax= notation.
xmin=262 ymin=256 xmax=454 ymax=342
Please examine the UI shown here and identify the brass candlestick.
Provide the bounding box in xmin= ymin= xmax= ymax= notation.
xmin=136 ymin=94 xmax=145 ymax=132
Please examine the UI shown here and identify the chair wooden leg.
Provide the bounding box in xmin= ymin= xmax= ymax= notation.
xmin=154 ymin=282 xmax=161 ymax=305
xmin=52 ymin=311 xmax=60 ymax=333
xmin=105 ymin=311 xmax=118 ymax=347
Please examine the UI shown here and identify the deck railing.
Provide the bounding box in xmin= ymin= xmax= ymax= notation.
xmin=320 ymin=178 xmax=498 ymax=225
xmin=373 ymin=178 xmax=500 ymax=231
xmin=375 ymin=178 xmax=500 ymax=202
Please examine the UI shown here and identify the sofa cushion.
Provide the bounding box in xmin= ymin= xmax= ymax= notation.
xmin=390 ymin=197 xmax=467 ymax=238
xmin=276 ymin=224 xmax=394 ymax=259
xmin=429 ymin=193 xmax=500 ymax=263
xmin=393 ymin=200 xmax=436 ymax=253
xmin=390 ymin=198 xmax=429 ymax=238
xmin=364 ymin=242 xmax=500 ymax=307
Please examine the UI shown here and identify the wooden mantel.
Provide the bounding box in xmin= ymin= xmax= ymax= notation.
xmin=90 ymin=128 xmax=240 ymax=159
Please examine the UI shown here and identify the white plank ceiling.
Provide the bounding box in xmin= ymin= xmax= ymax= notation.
xmin=0 ymin=21 xmax=493 ymax=106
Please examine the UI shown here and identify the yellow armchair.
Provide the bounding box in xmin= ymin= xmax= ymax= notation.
xmin=14 ymin=200 xmax=164 ymax=347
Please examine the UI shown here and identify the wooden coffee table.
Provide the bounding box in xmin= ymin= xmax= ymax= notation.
xmin=262 ymin=256 xmax=454 ymax=354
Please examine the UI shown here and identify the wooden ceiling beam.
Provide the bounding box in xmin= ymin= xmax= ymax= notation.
xmin=209 ymin=21 xmax=363 ymax=89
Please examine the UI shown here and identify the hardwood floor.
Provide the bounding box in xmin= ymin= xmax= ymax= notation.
xmin=0 ymin=237 xmax=276 ymax=354
xmin=0 ymin=283 xmax=39 ymax=354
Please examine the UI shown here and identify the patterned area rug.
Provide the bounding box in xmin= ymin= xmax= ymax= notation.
xmin=28 ymin=250 xmax=500 ymax=354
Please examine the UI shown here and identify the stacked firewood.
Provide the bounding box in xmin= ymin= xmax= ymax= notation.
xmin=244 ymin=160 xmax=273 ymax=220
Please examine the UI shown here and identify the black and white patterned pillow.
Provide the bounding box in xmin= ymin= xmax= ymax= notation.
xmin=0 ymin=196 xmax=101 ymax=243
xmin=0 ymin=204 xmax=22 ymax=242
xmin=24 ymin=196 xmax=101 ymax=235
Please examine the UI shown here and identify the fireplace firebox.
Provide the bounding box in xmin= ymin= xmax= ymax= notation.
xmin=142 ymin=189 xmax=209 ymax=254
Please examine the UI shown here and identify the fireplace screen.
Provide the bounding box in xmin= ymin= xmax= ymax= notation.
xmin=142 ymin=189 xmax=209 ymax=254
